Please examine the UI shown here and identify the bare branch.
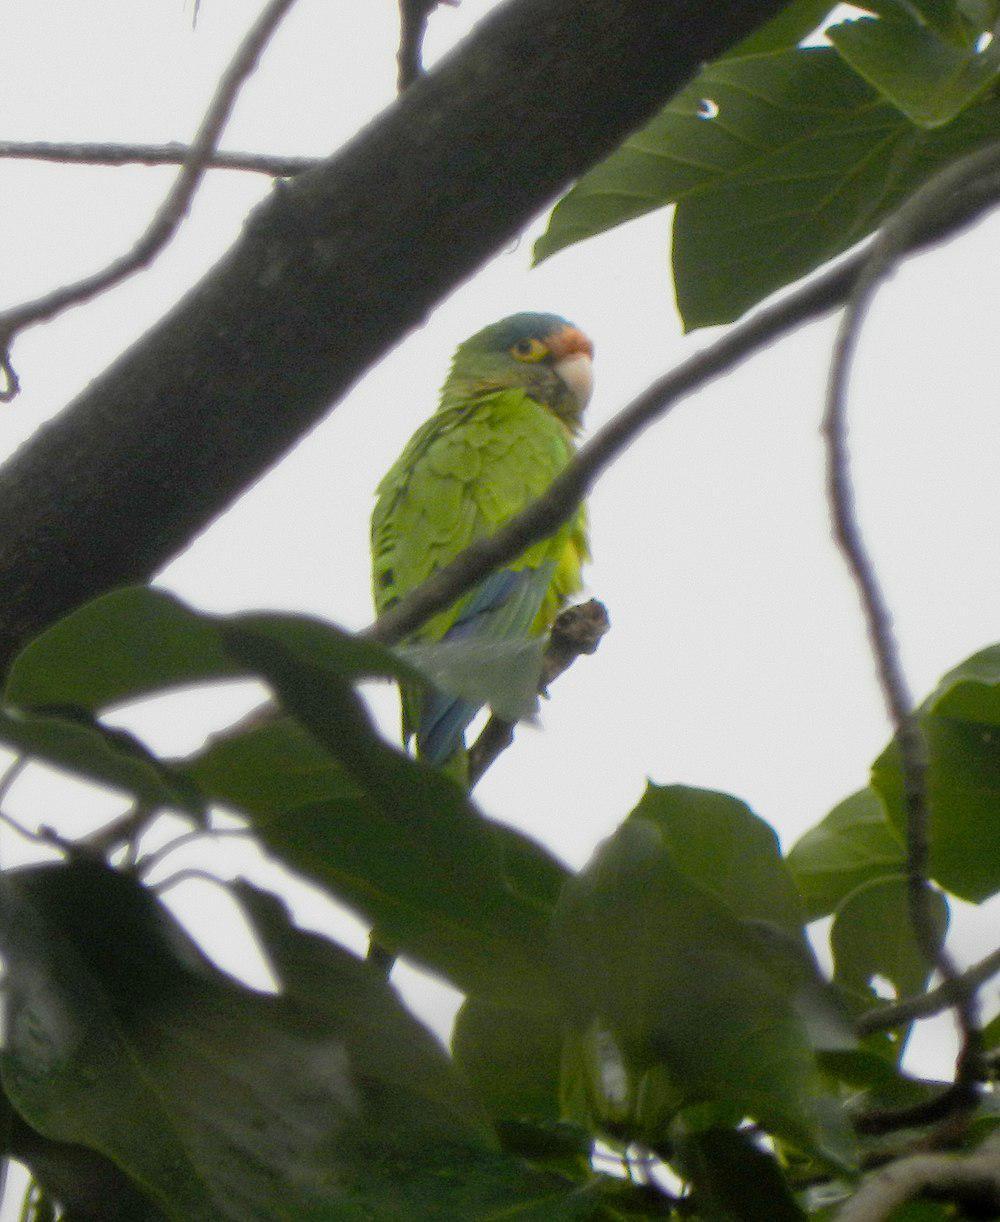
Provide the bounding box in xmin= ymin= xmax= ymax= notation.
xmin=822 ymin=142 xmax=1000 ymax=1100
xmin=467 ymin=598 xmax=610 ymax=785
xmin=857 ymin=945 xmax=1000 ymax=1036
xmin=836 ymin=1131 xmax=1000 ymax=1222
xmin=0 ymin=0 xmax=301 ymax=401
xmin=0 ymin=140 xmax=317 ymax=177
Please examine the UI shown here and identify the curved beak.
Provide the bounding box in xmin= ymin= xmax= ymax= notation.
xmin=553 ymin=352 xmax=593 ymax=410
xmin=549 ymin=325 xmax=594 ymax=410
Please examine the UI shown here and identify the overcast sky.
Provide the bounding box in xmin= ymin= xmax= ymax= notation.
xmin=1 ymin=2 xmax=997 ymax=1173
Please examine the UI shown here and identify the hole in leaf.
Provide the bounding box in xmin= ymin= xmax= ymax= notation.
xmin=869 ymin=973 xmax=897 ymax=1001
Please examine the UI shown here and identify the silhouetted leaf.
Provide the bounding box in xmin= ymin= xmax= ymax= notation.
xmin=671 ymin=1125 xmax=804 ymax=1221
xmin=551 ymin=785 xmax=855 ymax=1166
xmin=6 ymin=586 xmax=541 ymax=731
xmin=184 ymin=697 xmax=555 ymax=1006
xmin=0 ymin=864 xmax=600 ymax=1220
xmin=788 ymin=789 xmax=905 ymax=920
xmin=871 ymin=645 xmax=1000 ymax=901
xmin=536 ymin=47 xmax=1000 ymax=328
xmin=831 ymin=875 xmax=948 ymax=1002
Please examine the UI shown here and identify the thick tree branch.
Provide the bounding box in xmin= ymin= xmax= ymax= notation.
xmin=0 ymin=140 xmax=316 ymax=177
xmin=0 ymin=0 xmax=301 ymax=401
xmin=823 ymin=143 xmax=1000 ymax=1105
xmin=0 ymin=0 xmax=790 ymax=670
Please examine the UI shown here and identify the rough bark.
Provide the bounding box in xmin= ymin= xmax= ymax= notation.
xmin=0 ymin=0 xmax=786 ymax=666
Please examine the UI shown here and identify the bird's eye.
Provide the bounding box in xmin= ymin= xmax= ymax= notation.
xmin=510 ymin=337 xmax=548 ymax=362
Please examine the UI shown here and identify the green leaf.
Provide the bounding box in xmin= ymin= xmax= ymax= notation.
xmin=6 ymin=585 xmax=540 ymax=732
xmin=0 ymin=707 xmax=203 ymax=815
xmin=5 ymin=587 xmax=413 ymax=712
xmin=670 ymin=1125 xmax=804 ymax=1221
xmin=0 ymin=864 xmax=483 ymax=1219
xmin=871 ymin=647 xmax=1000 ymax=901
xmin=724 ymin=0 xmax=836 ymax=56
xmin=452 ymin=999 xmax=564 ymax=1128
xmin=629 ymin=784 xmax=808 ymax=933
xmin=787 ymin=789 xmax=906 ymax=920
xmin=958 ymin=0 xmax=1000 ymax=32
xmin=550 ymin=784 xmax=855 ymax=1166
xmin=536 ymin=46 xmax=1000 ymax=328
xmin=233 ymin=884 xmax=494 ymax=1140
xmin=931 ymin=642 xmax=1000 ymax=719
xmin=0 ymin=864 xmax=600 ymax=1220
xmin=831 ymin=875 xmax=948 ymax=1001
xmin=672 ymin=64 xmax=1000 ymax=327
xmin=398 ymin=638 xmax=544 ymax=724
xmin=235 ymin=886 xmax=610 ymax=1218
xmin=829 ymin=0 xmax=1000 ymax=127
xmin=184 ymin=709 xmax=555 ymax=1005
xmin=5 ymin=587 xmax=244 ymax=711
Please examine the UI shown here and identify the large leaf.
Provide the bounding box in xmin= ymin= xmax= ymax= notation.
xmin=238 ymin=884 xmax=614 ymax=1219
xmin=672 ymin=64 xmax=1000 ymax=327
xmin=0 ymin=707 xmax=202 ymax=816
xmin=787 ymin=789 xmax=906 ymax=921
xmin=452 ymin=998 xmax=564 ymax=1128
xmin=184 ymin=709 xmax=556 ymax=1005
xmin=670 ymin=1124 xmax=804 ymax=1221
xmin=831 ymin=875 xmax=948 ymax=1002
xmin=536 ymin=47 xmax=1000 ymax=328
xmin=0 ymin=863 xmax=550 ymax=1221
xmin=6 ymin=586 xmax=542 ymax=731
xmin=551 ymin=784 xmax=855 ymax=1166
xmin=829 ymin=0 xmax=1000 ymax=128
xmin=871 ymin=645 xmax=1000 ymax=901
xmin=5 ymin=588 xmax=245 ymax=711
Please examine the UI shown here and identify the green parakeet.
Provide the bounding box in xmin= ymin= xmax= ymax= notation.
xmin=372 ymin=312 xmax=593 ymax=768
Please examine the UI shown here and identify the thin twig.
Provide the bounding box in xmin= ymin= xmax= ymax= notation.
xmin=366 ymin=165 xmax=1000 ymax=653
xmin=823 ymin=142 xmax=1000 ymax=1108
xmin=0 ymin=140 xmax=316 ymax=178
xmin=137 ymin=825 xmax=255 ymax=880
xmin=836 ymin=1130 xmax=1000 ymax=1222
xmin=0 ymin=755 xmax=28 ymax=811
xmin=0 ymin=0 xmax=301 ymax=401
xmin=152 ymin=866 xmax=233 ymax=895
xmin=857 ymin=945 xmax=1000 ymax=1036
xmin=467 ymin=598 xmax=610 ymax=785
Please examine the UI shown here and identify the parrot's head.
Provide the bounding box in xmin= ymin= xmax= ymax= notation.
xmin=442 ymin=312 xmax=593 ymax=430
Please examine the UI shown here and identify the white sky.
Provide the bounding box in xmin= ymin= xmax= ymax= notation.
xmin=0 ymin=1 xmax=998 ymax=1194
